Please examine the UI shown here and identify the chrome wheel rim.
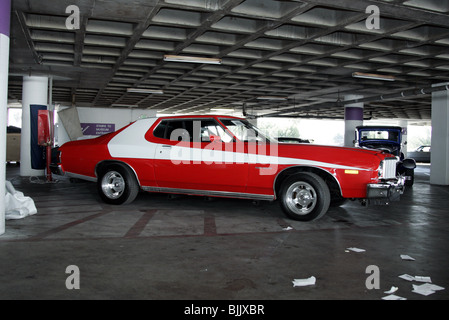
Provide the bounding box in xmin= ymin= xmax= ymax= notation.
xmin=101 ymin=171 xmax=125 ymax=199
xmin=285 ymin=181 xmax=317 ymax=215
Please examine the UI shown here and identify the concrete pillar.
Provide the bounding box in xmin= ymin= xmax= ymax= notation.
xmin=344 ymin=95 xmax=364 ymax=147
xmin=20 ymin=76 xmax=48 ymax=177
xmin=398 ymin=120 xmax=408 ymax=158
xmin=1 ymin=0 xmax=11 ymax=235
xmin=430 ymin=83 xmax=449 ymax=185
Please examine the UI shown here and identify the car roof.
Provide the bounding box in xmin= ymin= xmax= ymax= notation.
xmin=356 ymin=126 xmax=402 ymax=130
xmin=137 ymin=114 xmax=244 ymax=121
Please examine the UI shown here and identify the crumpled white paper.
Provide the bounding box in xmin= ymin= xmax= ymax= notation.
xmin=384 ymin=286 xmax=398 ymax=294
xmin=398 ymin=274 xmax=431 ymax=283
xmin=382 ymin=294 xmax=407 ymax=300
xmin=292 ymin=276 xmax=316 ymax=287
xmin=400 ymin=254 xmax=415 ymax=261
xmin=346 ymin=247 xmax=366 ymax=253
xmin=4 ymin=181 xmax=37 ymax=220
xmin=412 ymin=283 xmax=445 ymax=296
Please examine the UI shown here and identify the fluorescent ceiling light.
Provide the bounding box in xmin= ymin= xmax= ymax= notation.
xmin=111 ymin=104 xmax=138 ymax=108
xmin=257 ymin=96 xmax=288 ymax=101
xmin=127 ymin=88 xmax=164 ymax=94
xmin=164 ymin=55 xmax=222 ymax=65
xmin=210 ymin=108 xmax=235 ymax=112
xmin=352 ymin=72 xmax=396 ymax=81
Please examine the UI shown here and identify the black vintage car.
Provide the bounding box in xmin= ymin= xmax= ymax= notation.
xmin=355 ymin=126 xmax=416 ymax=186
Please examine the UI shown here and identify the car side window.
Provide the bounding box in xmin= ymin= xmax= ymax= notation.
xmin=168 ymin=120 xmax=193 ymax=142
xmin=154 ymin=120 xmax=193 ymax=141
xmin=153 ymin=120 xmax=167 ymax=139
xmin=220 ymin=119 xmax=267 ymax=143
xmin=154 ymin=119 xmax=232 ymax=143
xmin=200 ymin=119 xmax=233 ymax=143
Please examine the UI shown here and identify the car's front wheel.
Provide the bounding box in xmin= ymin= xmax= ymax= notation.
xmin=97 ymin=164 xmax=139 ymax=205
xmin=279 ymin=172 xmax=331 ymax=221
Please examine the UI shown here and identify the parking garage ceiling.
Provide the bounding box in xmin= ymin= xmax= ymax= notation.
xmin=7 ymin=0 xmax=449 ymax=120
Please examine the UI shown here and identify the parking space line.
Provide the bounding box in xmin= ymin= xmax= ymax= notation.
xmin=28 ymin=210 xmax=112 ymax=240
xmin=124 ymin=209 xmax=157 ymax=238
xmin=204 ymin=212 xmax=217 ymax=236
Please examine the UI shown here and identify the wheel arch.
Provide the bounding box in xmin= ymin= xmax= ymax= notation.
xmin=95 ymin=160 xmax=141 ymax=187
xmin=274 ymin=166 xmax=342 ymax=200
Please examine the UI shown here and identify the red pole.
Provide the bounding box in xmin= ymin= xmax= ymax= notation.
xmin=46 ymin=144 xmax=52 ymax=181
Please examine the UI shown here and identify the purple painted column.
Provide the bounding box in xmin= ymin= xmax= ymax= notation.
xmin=344 ymin=95 xmax=364 ymax=147
xmin=0 ymin=0 xmax=11 ymax=235
xmin=0 ymin=0 xmax=10 ymax=37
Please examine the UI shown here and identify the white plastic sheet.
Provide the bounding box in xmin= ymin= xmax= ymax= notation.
xmin=5 ymin=181 xmax=37 ymax=220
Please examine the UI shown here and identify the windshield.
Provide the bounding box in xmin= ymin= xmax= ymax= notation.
xmin=359 ymin=129 xmax=400 ymax=143
xmin=219 ymin=119 xmax=273 ymax=143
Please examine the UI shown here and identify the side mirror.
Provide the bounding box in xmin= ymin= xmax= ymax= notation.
xmin=210 ymin=135 xmax=221 ymax=143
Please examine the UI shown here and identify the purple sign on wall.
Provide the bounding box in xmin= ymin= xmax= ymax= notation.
xmin=81 ymin=123 xmax=115 ymax=136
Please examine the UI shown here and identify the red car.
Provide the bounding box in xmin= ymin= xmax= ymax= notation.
xmin=52 ymin=115 xmax=406 ymax=221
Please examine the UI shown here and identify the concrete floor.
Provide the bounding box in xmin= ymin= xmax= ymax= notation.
xmin=1 ymin=163 xmax=449 ymax=300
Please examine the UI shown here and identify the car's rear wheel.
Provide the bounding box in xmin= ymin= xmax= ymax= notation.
xmin=97 ymin=164 xmax=139 ymax=205
xmin=279 ymin=172 xmax=331 ymax=221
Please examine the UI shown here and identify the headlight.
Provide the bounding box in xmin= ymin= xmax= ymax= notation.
xmin=378 ymin=161 xmax=383 ymax=178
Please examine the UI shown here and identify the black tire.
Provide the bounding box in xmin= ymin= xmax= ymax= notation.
xmin=97 ymin=163 xmax=139 ymax=205
xmin=330 ymin=196 xmax=348 ymax=207
xmin=279 ymin=172 xmax=331 ymax=221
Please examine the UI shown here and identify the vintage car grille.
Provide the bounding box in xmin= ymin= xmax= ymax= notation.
xmin=380 ymin=158 xmax=398 ymax=179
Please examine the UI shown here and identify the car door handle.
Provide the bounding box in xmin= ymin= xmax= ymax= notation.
xmin=161 ymin=145 xmax=172 ymax=148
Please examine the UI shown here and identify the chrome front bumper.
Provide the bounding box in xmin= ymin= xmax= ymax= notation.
xmin=366 ymin=176 xmax=406 ymax=205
